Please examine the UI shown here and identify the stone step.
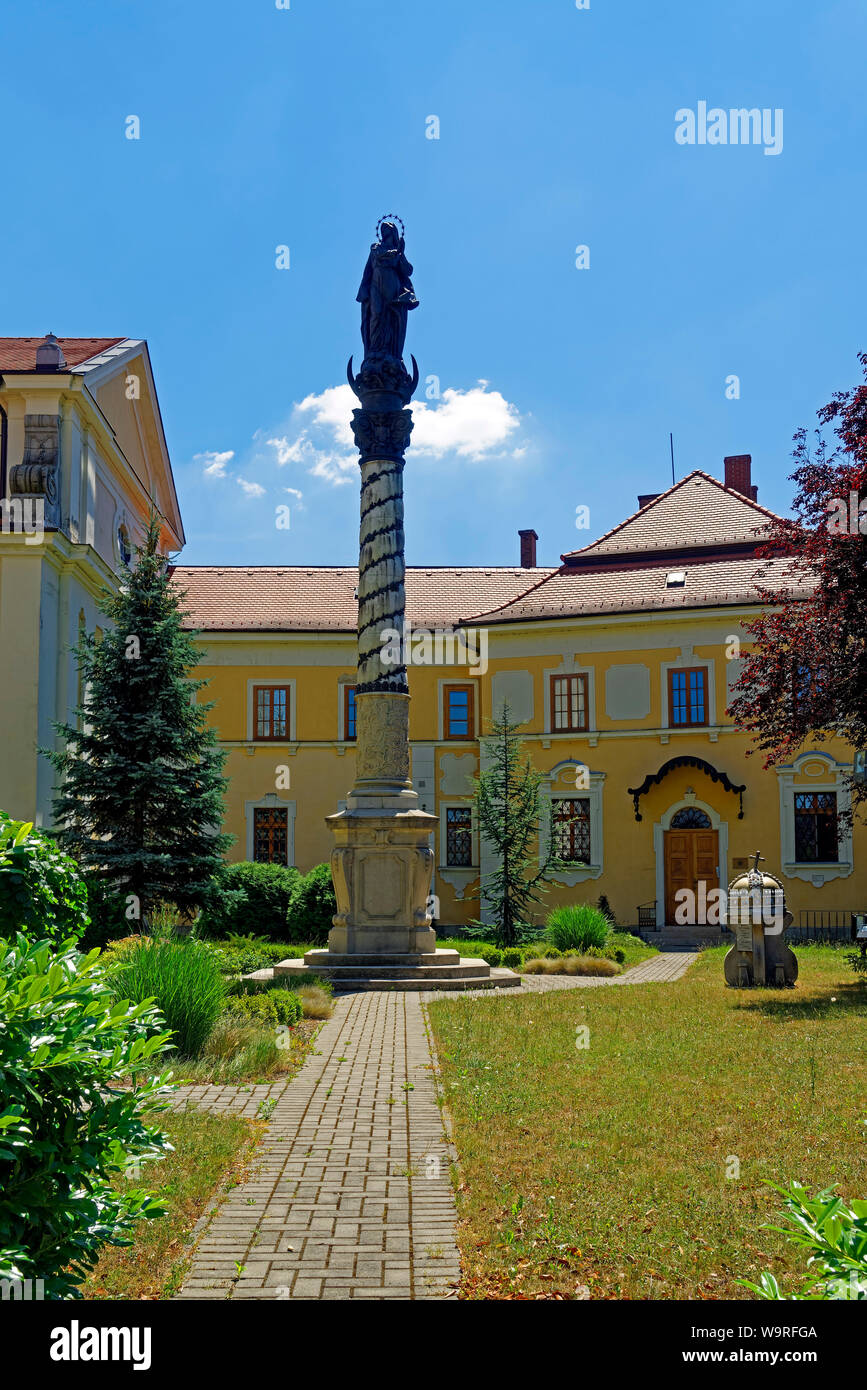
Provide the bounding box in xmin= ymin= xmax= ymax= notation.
xmin=301 ymin=949 xmax=462 ymax=969
xmin=275 ymin=956 xmax=493 ymax=981
xmin=320 ymin=968 xmax=522 ymax=992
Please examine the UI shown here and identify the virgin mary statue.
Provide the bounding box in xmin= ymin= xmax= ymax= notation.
xmin=356 ymin=221 xmax=419 ymax=361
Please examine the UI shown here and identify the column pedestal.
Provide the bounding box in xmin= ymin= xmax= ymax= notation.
xmin=326 ymin=691 xmax=436 ymax=955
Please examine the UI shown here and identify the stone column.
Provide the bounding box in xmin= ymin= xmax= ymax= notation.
xmin=325 ymin=231 xmax=436 ymax=957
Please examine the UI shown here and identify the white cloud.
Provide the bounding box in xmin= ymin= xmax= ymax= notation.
xmin=195 ymin=449 xmax=234 ymax=478
xmin=410 ymin=383 xmax=521 ymax=460
xmin=267 ymin=432 xmax=355 ymax=487
xmin=283 ymin=486 xmax=304 ymax=501
xmin=237 ymin=477 xmax=265 ymax=497
xmin=262 ymin=379 xmax=524 ymax=488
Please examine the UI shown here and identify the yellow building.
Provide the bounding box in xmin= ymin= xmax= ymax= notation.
xmin=2 ymin=335 xmax=862 ymax=934
xmin=172 ymin=455 xmax=864 ymax=935
xmin=0 ymin=335 xmax=183 ymax=826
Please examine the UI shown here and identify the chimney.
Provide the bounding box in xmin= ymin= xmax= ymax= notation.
xmin=519 ymin=528 xmax=538 ymax=568
xmin=637 ymin=493 xmax=660 ymax=509
xmin=724 ymin=454 xmax=757 ymax=501
xmin=35 ymin=332 xmax=67 ymax=372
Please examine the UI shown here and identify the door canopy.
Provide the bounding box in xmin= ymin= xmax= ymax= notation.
xmin=627 ymin=755 xmax=746 ymax=822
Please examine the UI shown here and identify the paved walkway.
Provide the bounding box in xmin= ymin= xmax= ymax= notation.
xmin=176 ymin=991 xmax=460 ymax=1300
xmin=176 ymin=951 xmax=697 ymax=1301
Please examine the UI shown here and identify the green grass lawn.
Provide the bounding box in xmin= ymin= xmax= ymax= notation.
xmin=427 ymin=945 xmax=867 ymax=1300
xmin=80 ymin=1108 xmax=261 ymax=1299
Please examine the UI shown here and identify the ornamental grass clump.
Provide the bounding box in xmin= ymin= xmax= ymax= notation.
xmin=522 ymin=954 xmax=620 ymax=977
xmin=0 ymin=934 xmax=173 ymax=1299
xmin=107 ymin=937 xmax=225 ymax=1058
xmin=545 ymin=904 xmax=611 ymax=955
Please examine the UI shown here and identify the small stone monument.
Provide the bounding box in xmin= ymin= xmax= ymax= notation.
xmin=723 ymin=852 xmax=798 ymax=988
xmin=276 ymin=219 xmax=518 ymax=992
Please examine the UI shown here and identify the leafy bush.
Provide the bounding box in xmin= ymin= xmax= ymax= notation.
xmin=207 ymin=934 xmax=293 ymax=976
xmin=0 ymin=813 xmax=90 ymax=945
xmin=502 ymin=947 xmax=522 ymax=968
xmin=741 ymin=1182 xmax=867 ymax=1300
xmin=0 ymin=934 xmax=173 ymax=1299
xmin=545 ymin=904 xmax=610 ymax=954
xmin=107 ymin=938 xmax=226 ymax=1057
xmin=199 ymin=861 xmax=301 ymax=940
xmin=285 ymin=863 xmax=336 ymax=946
xmin=226 ymin=989 xmax=303 ymax=1027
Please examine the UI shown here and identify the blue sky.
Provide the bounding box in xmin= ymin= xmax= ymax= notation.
xmin=3 ymin=0 xmax=866 ymax=567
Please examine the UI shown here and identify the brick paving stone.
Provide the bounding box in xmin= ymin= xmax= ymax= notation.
xmin=177 ymin=992 xmax=460 ymax=1301
xmin=177 ymin=951 xmax=695 ymax=1301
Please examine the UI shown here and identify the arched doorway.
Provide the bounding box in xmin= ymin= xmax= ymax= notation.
xmin=663 ymin=805 xmax=719 ymax=922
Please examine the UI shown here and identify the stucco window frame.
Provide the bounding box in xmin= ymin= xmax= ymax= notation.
xmin=540 ymin=762 xmax=605 ymax=885
xmin=543 ymin=659 xmax=596 ymax=736
xmin=246 ymin=677 xmax=297 ymax=743
xmin=244 ymin=793 xmax=297 ymax=867
xmin=437 ymin=678 xmax=479 ymax=742
xmin=777 ymin=751 xmax=853 ymax=885
xmin=660 ymin=657 xmax=716 ymax=730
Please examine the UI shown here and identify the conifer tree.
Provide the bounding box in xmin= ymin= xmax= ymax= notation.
xmin=46 ymin=517 xmax=230 ymax=927
xmin=473 ymin=703 xmax=564 ymax=947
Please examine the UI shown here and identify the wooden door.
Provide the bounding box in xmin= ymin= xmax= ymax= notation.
xmin=664 ymin=829 xmax=719 ymax=923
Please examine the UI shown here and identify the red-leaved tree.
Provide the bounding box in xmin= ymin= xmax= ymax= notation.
xmin=728 ymin=353 xmax=867 ymax=824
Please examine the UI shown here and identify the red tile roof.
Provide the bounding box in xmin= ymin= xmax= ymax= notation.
xmin=466 ymin=554 xmax=814 ymax=625
xmin=562 ymin=470 xmax=781 ymax=559
xmin=171 ymin=566 xmax=555 ymax=633
xmin=171 ymin=467 xmax=805 ymax=632
xmin=0 ymin=337 xmax=125 ymax=371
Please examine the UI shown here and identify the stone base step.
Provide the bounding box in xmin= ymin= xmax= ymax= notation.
xmin=316 ymin=968 xmax=522 ymax=993
xmin=301 ymin=949 xmax=462 ymax=969
xmin=273 ymin=955 xmax=522 ymax=992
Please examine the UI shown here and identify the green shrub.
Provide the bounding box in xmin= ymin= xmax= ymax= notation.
xmin=107 ymin=938 xmax=226 ymax=1057
xmin=199 ymin=861 xmax=301 ymax=940
xmin=0 ymin=813 xmax=90 ymax=945
xmin=285 ymin=864 xmax=336 ymax=946
xmin=502 ymin=947 xmax=522 ymax=968
xmin=0 ymin=934 xmax=173 ymax=1298
xmin=226 ymin=989 xmax=302 ymax=1027
xmin=741 ymin=1182 xmax=867 ymax=1300
xmin=207 ymin=934 xmax=293 ymax=976
xmin=545 ymin=904 xmax=610 ymax=954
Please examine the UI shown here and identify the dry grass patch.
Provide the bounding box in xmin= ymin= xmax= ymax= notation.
xmin=522 ymin=956 xmax=621 ymax=977
xmin=80 ymin=1108 xmax=260 ymax=1300
xmin=428 ymin=947 xmax=867 ymax=1300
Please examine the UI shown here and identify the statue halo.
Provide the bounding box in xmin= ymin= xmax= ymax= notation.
xmin=376 ymin=213 xmax=405 ymax=241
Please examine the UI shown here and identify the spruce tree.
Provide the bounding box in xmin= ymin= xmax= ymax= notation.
xmin=46 ymin=517 xmax=230 ymax=927
xmin=473 ymin=703 xmax=563 ymax=947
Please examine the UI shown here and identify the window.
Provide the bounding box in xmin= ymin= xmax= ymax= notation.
xmin=254 ymin=684 xmax=289 ymax=740
xmin=550 ymin=674 xmax=588 ymax=732
xmin=445 ymin=807 xmax=473 ymax=867
xmin=444 ymin=683 xmax=474 ymax=739
xmin=668 ymin=668 xmax=708 ymax=727
xmin=344 ymin=684 xmax=357 ymax=740
xmin=794 ymin=792 xmax=839 ymax=862
xmin=253 ymin=807 xmax=288 ymax=863
xmin=552 ymin=797 xmax=591 ymax=864
xmin=670 ymin=806 xmax=712 ymax=829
